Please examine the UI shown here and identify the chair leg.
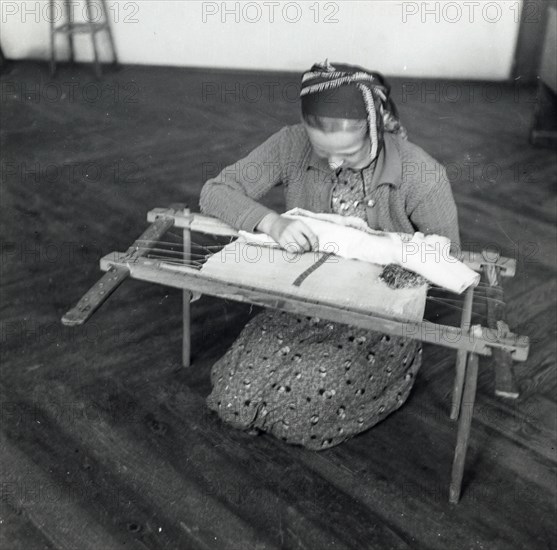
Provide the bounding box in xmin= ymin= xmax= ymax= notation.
xmin=451 ymin=285 xmax=474 ymax=420
xmin=85 ymin=0 xmax=102 ymax=77
xmin=449 ymin=351 xmax=479 ymax=503
xmin=49 ymin=0 xmax=56 ymax=76
xmin=91 ymin=31 xmax=102 ymax=78
xmin=64 ymin=0 xmax=75 ymax=64
xmin=101 ymin=0 xmax=119 ymax=66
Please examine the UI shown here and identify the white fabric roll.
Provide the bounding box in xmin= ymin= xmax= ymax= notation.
xmin=239 ymin=208 xmax=479 ymax=294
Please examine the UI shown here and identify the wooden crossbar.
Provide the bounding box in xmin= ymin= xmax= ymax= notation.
xmin=99 ymin=252 xmax=529 ymax=361
xmin=147 ymin=208 xmax=517 ymax=277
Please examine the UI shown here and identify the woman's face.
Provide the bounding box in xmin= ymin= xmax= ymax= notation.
xmin=304 ymin=125 xmax=372 ymax=171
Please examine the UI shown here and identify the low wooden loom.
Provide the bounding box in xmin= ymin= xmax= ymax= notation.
xmin=61 ymin=205 xmax=530 ymax=504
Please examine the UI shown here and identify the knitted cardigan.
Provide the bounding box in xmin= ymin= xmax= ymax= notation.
xmin=200 ymin=124 xmax=460 ymax=248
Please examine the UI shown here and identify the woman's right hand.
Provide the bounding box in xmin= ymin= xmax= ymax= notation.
xmin=257 ymin=212 xmax=319 ymax=253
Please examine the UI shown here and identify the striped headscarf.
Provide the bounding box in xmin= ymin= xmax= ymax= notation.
xmin=300 ymin=60 xmax=406 ymax=161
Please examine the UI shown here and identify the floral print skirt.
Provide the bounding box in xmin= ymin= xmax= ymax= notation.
xmin=206 ymin=309 xmax=422 ymax=450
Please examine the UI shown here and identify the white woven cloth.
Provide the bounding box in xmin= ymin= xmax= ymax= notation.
xmin=239 ymin=208 xmax=479 ymax=294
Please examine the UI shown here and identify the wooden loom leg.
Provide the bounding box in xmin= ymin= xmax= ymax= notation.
xmin=450 ymin=285 xmax=475 ymax=420
xmin=182 ymin=210 xmax=192 ymax=367
xmin=449 ymin=351 xmax=479 ymax=504
xmin=484 ymin=266 xmax=519 ymax=399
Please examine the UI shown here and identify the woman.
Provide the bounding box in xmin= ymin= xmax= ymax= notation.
xmin=199 ymin=61 xmax=460 ymax=450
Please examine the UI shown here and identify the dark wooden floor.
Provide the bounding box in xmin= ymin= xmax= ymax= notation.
xmin=1 ymin=61 xmax=556 ymax=550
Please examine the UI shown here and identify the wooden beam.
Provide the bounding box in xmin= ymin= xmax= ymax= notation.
xmin=146 ymin=209 xmax=516 ymax=276
xmin=61 ymin=216 xmax=175 ymax=326
xmin=147 ymin=209 xmax=237 ymax=237
xmin=99 ymin=253 xmax=530 ymax=361
xmin=457 ymin=250 xmax=515 ymax=278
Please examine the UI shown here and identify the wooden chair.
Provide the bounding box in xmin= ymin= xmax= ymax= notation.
xmin=49 ymin=0 xmax=118 ymax=77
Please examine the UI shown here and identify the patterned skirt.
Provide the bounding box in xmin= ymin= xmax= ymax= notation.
xmin=206 ymin=309 xmax=422 ymax=450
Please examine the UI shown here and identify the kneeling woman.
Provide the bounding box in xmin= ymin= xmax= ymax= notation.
xmin=199 ymin=61 xmax=460 ymax=450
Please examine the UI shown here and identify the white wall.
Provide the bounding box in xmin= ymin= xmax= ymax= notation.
xmin=0 ymin=0 xmax=522 ymax=79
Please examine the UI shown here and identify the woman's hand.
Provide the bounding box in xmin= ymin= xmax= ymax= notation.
xmin=257 ymin=212 xmax=319 ymax=253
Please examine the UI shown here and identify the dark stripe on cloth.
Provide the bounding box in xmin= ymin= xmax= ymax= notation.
xmin=292 ymin=253 xmax=334 ymax=287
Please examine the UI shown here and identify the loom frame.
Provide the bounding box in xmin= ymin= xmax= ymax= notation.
xmin=61 ymin=206 xmax=529 ymax=504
